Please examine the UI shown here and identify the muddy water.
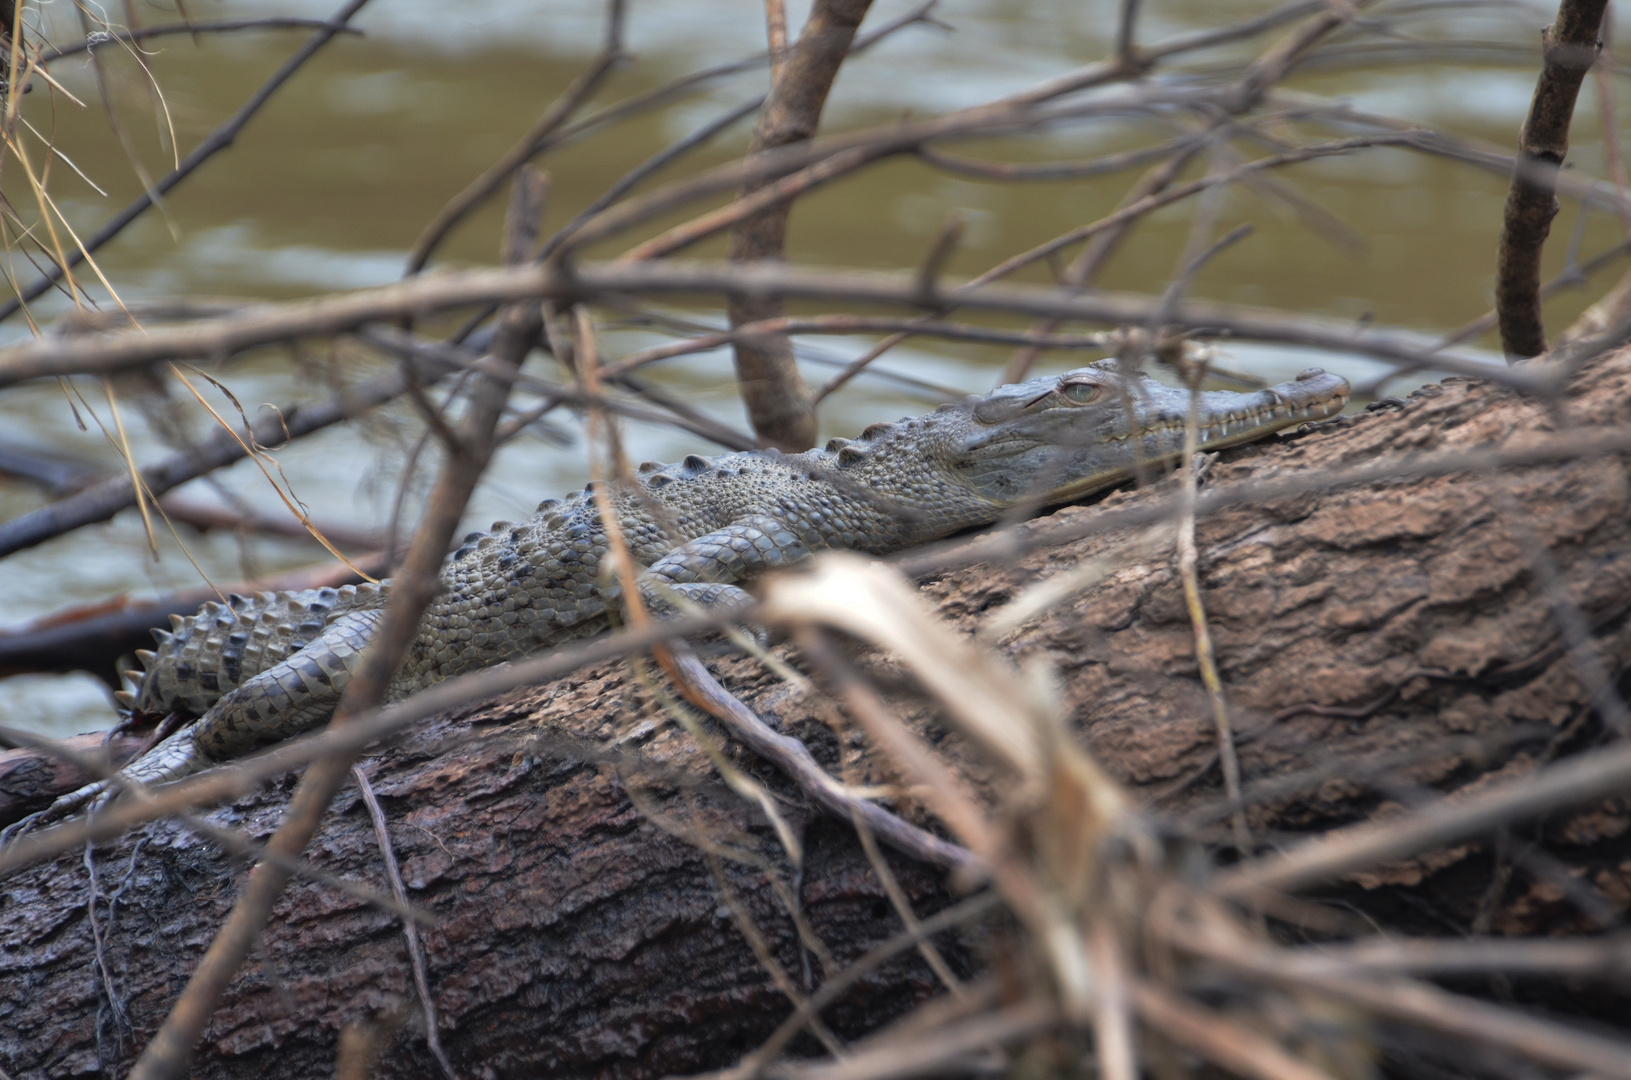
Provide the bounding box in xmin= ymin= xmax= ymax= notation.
xmin=0 ymin=0 xmax=1620 ymax=735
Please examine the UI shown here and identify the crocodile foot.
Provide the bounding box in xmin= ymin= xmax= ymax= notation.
xmin=1 ymin=724 xmax=207 ymax=846
xmin=0 ymin=781 xmax=115 ymax=845
xmin=640 ymin=580 xmax=767 ymax=644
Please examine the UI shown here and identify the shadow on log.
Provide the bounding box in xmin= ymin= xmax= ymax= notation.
xmin=3 ymin=347 xmax=1631 ymax=1077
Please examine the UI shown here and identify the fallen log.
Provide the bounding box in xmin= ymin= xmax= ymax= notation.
xmin=0 ymin=732 xmax=146 ymax=825
xmin=2 ymin=346 xmax=1630 ymax=1078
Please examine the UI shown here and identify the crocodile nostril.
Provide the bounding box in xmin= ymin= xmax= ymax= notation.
xmin=1296 ymin=367 xmax=1326 ymax=381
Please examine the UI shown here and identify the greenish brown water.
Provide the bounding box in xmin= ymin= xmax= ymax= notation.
xmin=1 ymin=0 xmax=1623 ymax=735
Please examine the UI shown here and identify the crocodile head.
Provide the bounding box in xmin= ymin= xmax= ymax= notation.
xmin=943 ymin=359 xmax=1350 ymax=506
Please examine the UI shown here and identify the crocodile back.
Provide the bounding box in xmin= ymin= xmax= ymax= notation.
xmin=133 ymin=583 xmax=387 ymax=718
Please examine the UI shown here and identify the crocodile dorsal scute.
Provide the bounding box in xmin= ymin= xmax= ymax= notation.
xmin=85 ymin=362 xmax=1349 ymax=806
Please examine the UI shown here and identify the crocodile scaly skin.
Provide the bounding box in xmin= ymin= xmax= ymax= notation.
xmin=70 ymin=361 xmax=1351 ymax=805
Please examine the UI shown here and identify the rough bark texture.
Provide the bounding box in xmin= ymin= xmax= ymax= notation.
xmin=0 ymin=698 xmax=962 ymax=1079
xmin=5 ymin=347 xmax=1631 ymax=1077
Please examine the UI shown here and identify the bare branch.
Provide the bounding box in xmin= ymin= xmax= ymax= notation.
xmin=38 ymin=18 xmax=364 ymax=64
xmin=1495 ymin=0 xmax=1610 ymax=359
xmin=0 ymin=260 xmax=1527 ymax=392
xmin=403 ymin=2 xmax=625 ymax=276
xmin=723 ymin=0 xmax=874 ymax=450
xmin=0 ymin=359 xmax=446 ymax=558
xmin=1215 ymin=733 xmax=1631 ymax=899
xmin=0 ymin=0 xmax=374 ymax=324
xmin=123 ymin=170 xmax=547 ymax=1080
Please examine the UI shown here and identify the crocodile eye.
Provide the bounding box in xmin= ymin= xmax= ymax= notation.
xmin=1060 ymin=380 xmax=1102 ymax=404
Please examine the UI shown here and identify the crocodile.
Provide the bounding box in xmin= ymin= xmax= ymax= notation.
xmin=40 ymin=360 xmax=1349 ymax=816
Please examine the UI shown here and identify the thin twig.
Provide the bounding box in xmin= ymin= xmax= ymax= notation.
xmin=1000 ymin=139 xmax=1202 ymax=385
xmin=1175 ymin=920 xmax=1631 ymax=1079
xmin=1215 ymin=732 xmax=1631 ymax=899
xmin=535 ymin=0 xmax=943 ymax=261
xmin=728 ymin=891 xmax=1001 ymax=1080
xmin=849 ymin=804 xmax=966 ymax=995
xmin=38 ymin=18 xmax=364 ymax=63
xmin=0 ymin=260 xmax=1527 ymax=392
xmin=533 ymin=97 xmax=762 ymax=264
xmin=122 ymin=170 xmax=544 ymax=1080
xmin=661 ymin=647 xmax=974 ymax=870
xmin=0 ymin=0 xmax=374 ymax=324
xmin=767 ymin=998 xmax=1059 ymax=1080
xmin=0 ymin=723 xmax=432 ymax=923
xmin=1168 ymin=225 xmax=1257 ymax=857
xmin=1130 ymin=979 xmax=1337 ymax=1080
xmin=352 ymin=765 xmax=457 ymax=1080
xmin=0 ymin=358 xmax=445 ymax=558
xmin=1275 ymin=933 xmax=1631 ymax=978
xmin=764 ymin=0 xmax=789 ymax=81
xmin=1088 ymin=922 xmax=1138 ymax=1080
xmin=403 ymin=0 xmax=625 ymax=275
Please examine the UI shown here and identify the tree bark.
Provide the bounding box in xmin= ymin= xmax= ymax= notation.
xmin=1495 ymin=0 xmax=1609 ymax=359
xmin=4 ymin=347 xmax=1631 ymax=1077
xmin=726 ymin=0 xmax=873 ymax=451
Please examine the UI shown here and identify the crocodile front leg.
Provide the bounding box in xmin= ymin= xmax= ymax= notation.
xmin=637 ymin=513 xmax=813 ymax=620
